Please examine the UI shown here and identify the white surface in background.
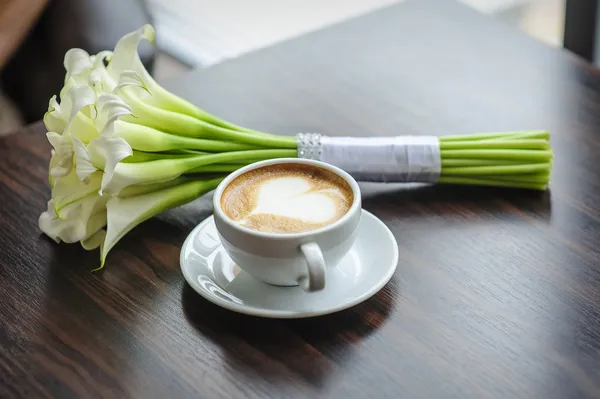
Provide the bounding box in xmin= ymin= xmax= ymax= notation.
xmin=146 ymin=0 xmax=402 ymax=67
xmin=459 ymin=0 xmax=530 ymax=13
xmin=147 ymin=0 xmax=561 ymax=69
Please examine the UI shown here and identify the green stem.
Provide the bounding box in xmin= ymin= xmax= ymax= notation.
xmin=115 ymin=121 xmax=262 ymax=152
xmin=186 ymin=150 xmax=304 ymax=173
xmin=187 ymin=164 xmax=244 ymax=173
xmin=117 ymin=177 xmax=194 ymax=197
xmin=175 ymin=149 xmax=298 ymax=170
xmin=123 ymin=151 xmax=203 ymax=163
xmin=471 ymin=174 xmax=551 ymax=183
xmin=442 ymin=163 xmax=551 ymax=175
xmin=440 ymin=130 xmax=548 ymax=141
xmin=441 ymin=159 xmax=533 ymax=167
xmin=441 ymin=149 xmax=553 ymax=162
xmin=440 ymin=139 xmax=550 ymax=150
xmin=438 ymin=176 xmax=547 ymax=190
xmin=195 ymin=122 xmax=298 ymax=148
xmin=480 ymin=131 xmax=550 ymax=141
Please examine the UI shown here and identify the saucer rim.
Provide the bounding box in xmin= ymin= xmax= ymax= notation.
xmin=180 ymin=209 xmax=398 ymax=319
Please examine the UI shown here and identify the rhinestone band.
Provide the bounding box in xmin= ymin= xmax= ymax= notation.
xmin=296 ymin=133 xmax=323 ymax=160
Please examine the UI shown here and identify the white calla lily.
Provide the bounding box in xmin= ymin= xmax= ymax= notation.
xmin=72 ymin=134 xmax=133 ymax=192
xmin=101 ymin=177 xmax=222 ymax=267
xmin=64 ymin=49 xmax=93 ymax=81
xmin=43 ymin=82 xmax=97 ymax=135
xmin=44 ymin=84 xmax=99 ymax=178
xmin=71 ymin=136 xmax=99 ymax=182
xmin=47 ymin=132 xmax=74 ymax=177
xmin=39 ymin=200 xmax=67 ymax=243
xmin=66 ymin=85 xmax=97 ymax=125
xmin=39 ymin=194 xmax=107 ymax=245
xmin=95 ymin=93 xmax=132 ymax=136
xmin=93 ymin=136 xmax=133 ymax=193
xmin=106 ymin=25 xmax=154 ymax=81
xmin=89 ymin=51 xmax=114 ymax=91
xmin=106 ymin=24 xmax=157 ymax=102
xmin=66 ymin=113 xmax=99 ymax=144
xmin=53 ymin=168 xmax=103 ymax=214
xmin=44 ymin=96 xmax=67 ymax=133
xmin=114 ymin=70 xmax=150 ymax=94
xmin=40 ymin=159 xmax=108 ymax=248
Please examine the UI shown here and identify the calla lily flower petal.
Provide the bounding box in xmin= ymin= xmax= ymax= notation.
xmin=39 ymin=195 xmax=107 ymax=244
xmin=95 ymin=93 xmax=132 ymax=136
xmin=71 ymin=136 xmax=99 ymax=182
xmin=39 ymin=200 xmax=63 ymax=243
xmin=66 ymin=85 xmax=97 ymax=125
xmin=90 ymin=136 xmax=133 ymax=193
xmin=114 ymin=70 xmax=150 ymax=94
xmin=44 ymin=96 xmax=67 ymax=133
xmin=47 ymin=132 xmax=73 ymax=177
xmin=65 ymin=113 xmax=99 ymax=144
xmin=53 ymin=170 xmax=102 ymax=214
xmin=107 ymin=24 xmax=155 ymax=87
xmin=82 ymin=229 xmax=106 ymax=251
xmin=64 ymin=49 xmax=93 ymax=80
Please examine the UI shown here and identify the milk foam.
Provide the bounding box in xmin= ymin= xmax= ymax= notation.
xmin=239 ymin=177 xmax=339 ymax=224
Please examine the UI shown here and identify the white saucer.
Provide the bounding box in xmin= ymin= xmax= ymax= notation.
xmin=180 ymin=209 xmax=398 ymax=318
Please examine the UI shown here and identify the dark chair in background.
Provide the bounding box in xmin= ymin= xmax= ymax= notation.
xmin=0 ymin=0 xmax=155 ymax=124
xmin=564 ymin=0 xmax=599 ymax=63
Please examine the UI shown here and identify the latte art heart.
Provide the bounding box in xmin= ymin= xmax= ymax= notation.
xmin=220 ymin=164 xmax=353 ymax=234
xmin=250 ymin=177 xmax=340 ymax=223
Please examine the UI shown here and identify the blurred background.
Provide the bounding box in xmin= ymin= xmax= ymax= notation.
xmin=0 ymin=0 xmax=573 ymax=135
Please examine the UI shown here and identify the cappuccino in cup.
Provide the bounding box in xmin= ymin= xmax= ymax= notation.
xmin=220 ymin=163 xmax=353 ymax=234
xmin=213 ymin=158 xmax=362 ymax=291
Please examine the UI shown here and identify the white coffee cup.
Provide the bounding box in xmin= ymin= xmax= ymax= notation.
xmin=212 ymin=158 xmax=362 ymax=292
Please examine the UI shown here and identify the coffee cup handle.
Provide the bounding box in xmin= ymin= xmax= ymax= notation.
xmin=299 ymin=242 xmax=326 ymax=292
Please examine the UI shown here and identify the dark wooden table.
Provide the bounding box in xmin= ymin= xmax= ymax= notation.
xmin=2 ymin=0 xmax=600 ymax=397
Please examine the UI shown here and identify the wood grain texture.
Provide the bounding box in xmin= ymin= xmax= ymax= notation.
xmin=1 ymin=0 xmax=600 ymax=397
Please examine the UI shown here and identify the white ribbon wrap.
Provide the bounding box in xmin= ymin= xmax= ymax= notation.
xmin=297 ymin=134 xmax=441 ymax=183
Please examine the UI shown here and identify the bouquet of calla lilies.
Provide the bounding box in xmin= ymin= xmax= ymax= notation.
xmin=39 ymin=25 xmax=553 ymax=268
